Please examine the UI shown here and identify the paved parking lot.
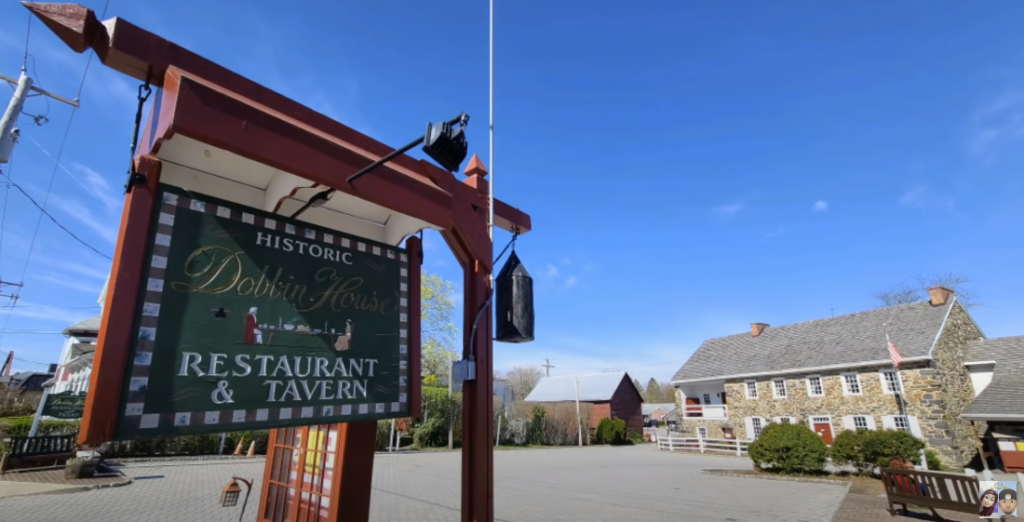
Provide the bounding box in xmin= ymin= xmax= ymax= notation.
xmin=0 ymin=445 xmax=848 ymax=521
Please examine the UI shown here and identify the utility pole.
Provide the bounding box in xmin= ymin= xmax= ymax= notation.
xmin=0 ymin=68 xmax=80 ymax=305
xmin=0 ymin=70 xmax=79 ymax=166
xmin=0 ymin=281 xmax=22 ymax=305
xmin=542 ymin=358 xmax=554 ymax=377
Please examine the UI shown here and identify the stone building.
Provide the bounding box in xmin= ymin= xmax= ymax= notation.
xmin=960 ymin=335 xmax=1024 ymax=472
xmin=669 ymin=287 xmax=998 ymax=468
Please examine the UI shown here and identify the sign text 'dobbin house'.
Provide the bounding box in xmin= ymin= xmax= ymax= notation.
xmin=115 ymin=186 xmax=412 ymax=439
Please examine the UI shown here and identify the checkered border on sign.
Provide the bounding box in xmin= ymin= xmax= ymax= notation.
xmin=123 ymin=189 xmax=410 ymax=432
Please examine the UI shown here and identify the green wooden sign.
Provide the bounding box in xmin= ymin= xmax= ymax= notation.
xmin=43 ymin=392 xmax=87 ymax=419
xmin=115 ymin=184 xmax=411 ymax=439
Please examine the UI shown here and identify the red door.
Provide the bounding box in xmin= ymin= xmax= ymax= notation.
xmin=813 ymin=422 xmax=834 ymax=444
xmin=260 ymin=425 xmax=339 ymax=522
xmin=684 ymin=397 xmax=701 ymax=418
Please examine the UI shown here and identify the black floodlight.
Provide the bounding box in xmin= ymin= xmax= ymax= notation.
xmin=423 ymin=115 xmax=469 ymax=172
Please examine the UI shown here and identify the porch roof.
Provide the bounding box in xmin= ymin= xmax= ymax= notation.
xmin=962 ymin=336 xmax=1024 ymax=419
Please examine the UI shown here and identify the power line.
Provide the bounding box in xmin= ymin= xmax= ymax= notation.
xmin=0 ymin=0 xmax=110 ymax=342
xmin=0 ymin=172 xmax=112 ymax=260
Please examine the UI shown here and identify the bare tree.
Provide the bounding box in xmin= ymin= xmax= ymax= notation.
xmin=505 ymin=366 xmax=544 ymax=399
xmin=874 ymin=272 xmax=979 ymax=309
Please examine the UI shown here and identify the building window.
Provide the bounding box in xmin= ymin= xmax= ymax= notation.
xmin=751 ymin=417 xmax=764 ymax=439
xmin=697 ymin=427 xmax=708 ymax=439
xmin=744 ymin=380 xmax=759 ymax=400
xmin=880 ymin=370 xmax=902 ymax=395
xmin=841 ymin=373 xmax=862 ymax=396
xmin=807 ymin=375 xmax=824 ymax=397
xmin=853 ymin=416 xmax=869 ymax=430
xmin=893 ymin=416 xmax=910 ymax=432
xmin=722 ymin=427 xmax=734 ymax=439
xmin=773 ymin=378 xmax=787 ymax=398
xmin=702 ymin=393 xmax=711 ymax=405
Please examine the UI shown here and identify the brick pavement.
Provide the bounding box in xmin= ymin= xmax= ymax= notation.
xmin=0 ymin=445 xmax=849 ymax=521
xmin=832 ymin=492 xmax=977 ymax=522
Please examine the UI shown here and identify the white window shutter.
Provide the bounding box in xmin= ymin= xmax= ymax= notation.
xmin=842 ymin=416 xmax=855 ymax=430
xmin=744 ymin=417 xmax=755 ymax=441
xmin=881 ymin=416 xmax=896 ymax=430
xmin=865 ymin=416 xmax=877 ymax=430
xmin=772 ymin=416 xmax=781 ymax=423
xmin=908 ymin=416 xmax=923 ymax=439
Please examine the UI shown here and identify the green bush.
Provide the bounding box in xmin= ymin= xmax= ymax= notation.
xmin=829 ymin=429 xmax=874 ymax=474
xmin=748 ymin=422 xmax=828 ymax=474
xmin=376 ymin=421 xmax=392 ymax=451
xmin=413 ymin=417 xmax=450 ymax=448
xmin=528 ymin=407 xmax=546 ymax=445
xmin=828 ymin=429 xmax=928 ymax=474
xmin=861 ymin=429 xmax=925 ymax=468
xmin=0 ymin=417 xmax=80 ymax=438
xmin=594 ymin=418 xmax=628 ymax=445
xmin=924 ymin=449 xmax=943 ymax=471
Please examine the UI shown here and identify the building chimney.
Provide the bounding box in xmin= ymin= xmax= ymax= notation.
xmin=751 ymin=323 xmax=769 ymax=337
xmin=927 ymin=286 xmax=954 ymax=306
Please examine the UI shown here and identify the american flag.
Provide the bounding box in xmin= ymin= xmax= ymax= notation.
xmin=887 ymin=334 xmax=904 ymax=368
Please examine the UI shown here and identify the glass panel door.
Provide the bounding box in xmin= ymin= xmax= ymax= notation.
xmin=294 ymin=424 xmax=337 ymax=522
xmin=260 ymin=427 xmax=301 ymax=522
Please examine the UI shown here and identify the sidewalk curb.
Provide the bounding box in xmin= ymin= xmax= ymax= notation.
xmin=700 ymin=469 xmax=854 ymax=488
xmin=0 ymin=476 xmax=132 ymax=499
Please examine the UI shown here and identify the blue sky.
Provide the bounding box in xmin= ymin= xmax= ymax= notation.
xmin=0 ymin=1 xmax=1022 ymax=384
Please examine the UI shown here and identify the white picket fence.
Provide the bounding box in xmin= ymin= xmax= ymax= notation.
xmin=656 ymin=435 xmax=749 ymax=457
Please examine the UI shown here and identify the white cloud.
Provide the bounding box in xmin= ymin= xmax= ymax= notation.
xmin=27 ymin=140 xmax=123 ymax=213
xmin=969 ymin=88 xmax=1024 ymax=160
xmin=0 ymin=302 xmax=95 ymax=325
xmin=36 ymin=256 xmax=110 ymax=281
xmin=47 ymin=193 xmax=119 ymax=245
xmin=714 ymin=203 xmax=743 ymax=216
xmin=812 ymin=200 xmax=828 ymax=212
xmin=546 ymin=264 xmax=559 ymax=277
xmin=898 ymin=185 xmax=955 ymax=210
xmin=34 ymin=274 xmax=105 ymax=295
xmin=565 ymin=276 xmax=578 ymax=288
xmin=899 ymin=186 xmax=928 ymax=207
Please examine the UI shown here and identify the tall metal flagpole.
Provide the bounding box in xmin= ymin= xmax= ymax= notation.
xmin=887 ymin=330 xmax=929 ymax=470
xmin=488 ymin=0 xmax=495 ymax=242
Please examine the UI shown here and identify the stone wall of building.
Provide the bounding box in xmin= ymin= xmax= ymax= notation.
xmin=676 ymin=361 xmax=967 ymax=468
xmin=930 ymin=302 xmax=984 ymax=467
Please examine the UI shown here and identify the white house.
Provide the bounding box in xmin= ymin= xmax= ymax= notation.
xmin=52 ymin=276 xmax=108 ymax=394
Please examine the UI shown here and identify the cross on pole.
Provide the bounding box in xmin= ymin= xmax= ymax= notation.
xmin=542 ymin=358 xmax=554 ymax=377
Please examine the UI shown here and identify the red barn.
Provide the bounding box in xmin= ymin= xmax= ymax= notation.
xmin=524 ymin=371 xmax=644 ymax=435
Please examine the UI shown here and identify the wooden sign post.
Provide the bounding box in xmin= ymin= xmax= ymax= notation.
xmin=25 ymin=4 xmax=533 ymax=522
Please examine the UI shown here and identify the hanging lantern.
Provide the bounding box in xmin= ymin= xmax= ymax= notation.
xmin=495 ymin=250 xmax=534 ymax=343
xmin=220 ymin=479 xmax=242 ymax=507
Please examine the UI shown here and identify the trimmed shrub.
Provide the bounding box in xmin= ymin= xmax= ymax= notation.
xmin=376 ymin=421 xmax=392 ymax=451
xmin=594 ymin=418 xmax=628 ymax=445
xmin=413 ymin=417 xmax=449 ymax=448
xmin=924 ymin=449 xmax=943 ymax=471
xmin=861 ymin=429 xmax=926 ymax=468
xmin=748 ymin=422 xmax=828 ymax=474
xmin=828 ymin=428 xmax=928 ymax=474
xmin=0 ymin=417 xmax=80 ymax=438
xmin=829 ymin=429 xmax=874 ymax=474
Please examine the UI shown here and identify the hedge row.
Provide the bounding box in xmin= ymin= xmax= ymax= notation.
xmin=749 ymin=422 xmax=932 ymax=475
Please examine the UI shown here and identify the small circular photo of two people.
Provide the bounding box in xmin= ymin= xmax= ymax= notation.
xmin=978 ymin=481 xmax=1017 ymax=519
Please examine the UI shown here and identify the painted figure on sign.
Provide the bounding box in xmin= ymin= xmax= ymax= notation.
xmin=244 ymin=307 xmax=262 ymax=345
xmin=999 ymin=487 xmax=1017 ymax=519
xmin=333 ymin=320 xmax=354 ymax=352
xmin=980 ymin=489 xmax=999 ymax=517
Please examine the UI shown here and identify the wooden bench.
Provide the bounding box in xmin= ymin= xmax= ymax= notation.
xmin=881 ymin=467 xmax=980 ymax=520
xmin=0 ymin=433 xmax=78 ymax=473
